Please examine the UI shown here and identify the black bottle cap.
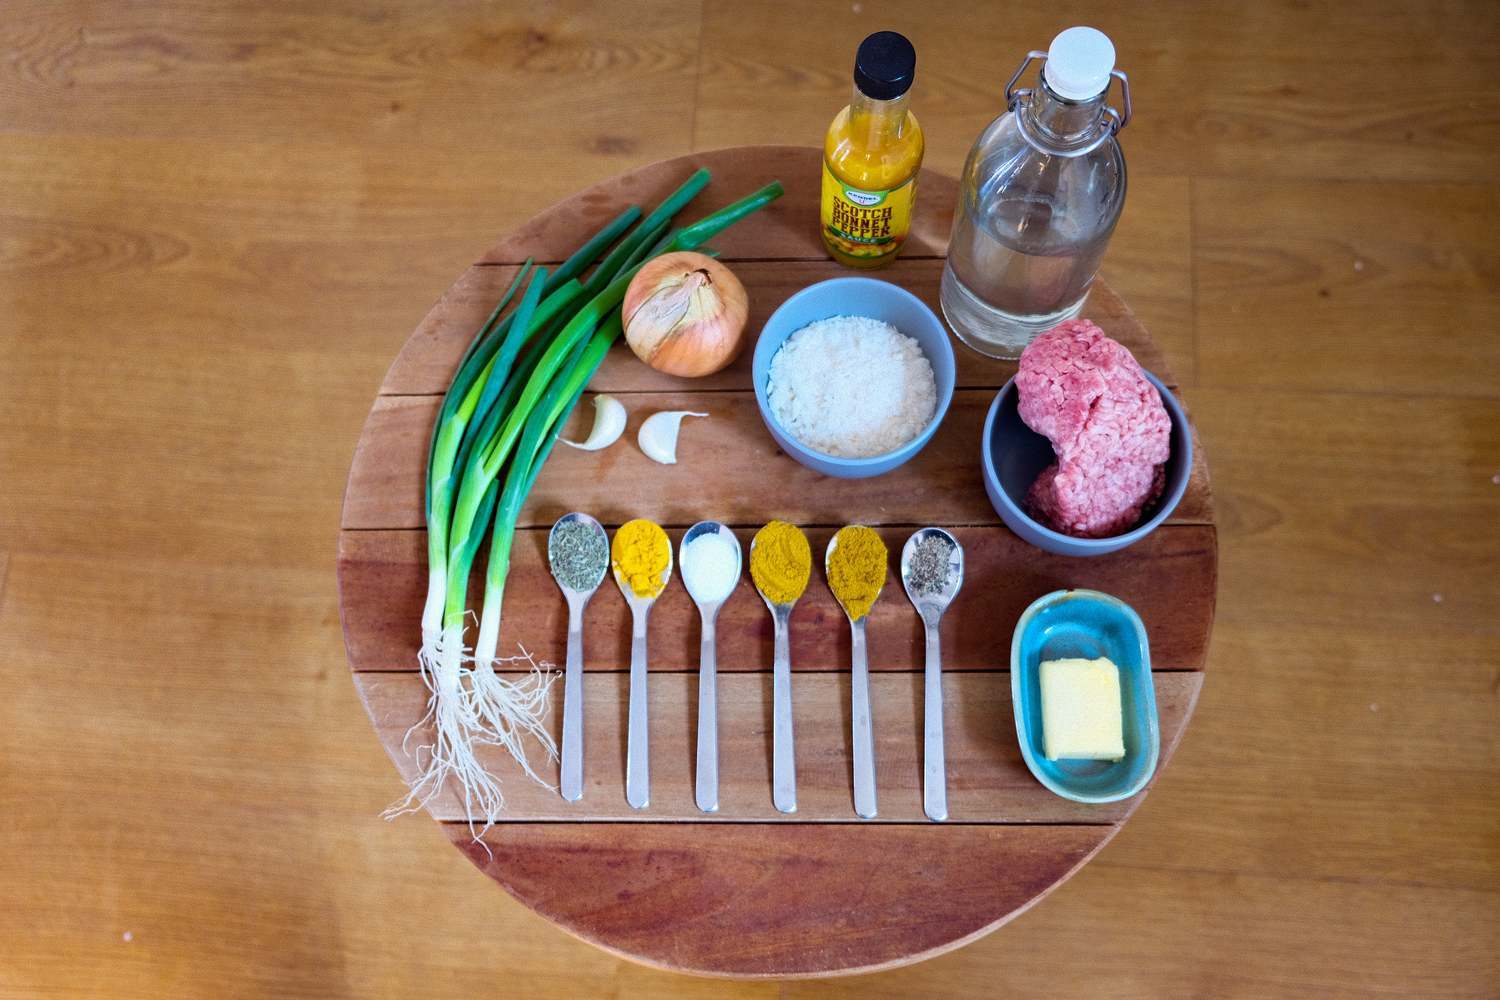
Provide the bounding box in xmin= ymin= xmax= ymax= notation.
xmin=853 ymin=31 xmax=916 ymax=100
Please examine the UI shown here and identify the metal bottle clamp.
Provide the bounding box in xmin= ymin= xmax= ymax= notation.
xmin=1004 ymin=49 xmax=1132 ymax=154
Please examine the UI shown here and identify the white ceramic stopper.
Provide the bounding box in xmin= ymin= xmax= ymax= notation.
xmin=1043 ymin=26 xmax=1115 ymax=101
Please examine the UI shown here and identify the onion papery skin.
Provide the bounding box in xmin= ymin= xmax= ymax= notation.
xmin=622 ymin=251 xmax=748 ymax=377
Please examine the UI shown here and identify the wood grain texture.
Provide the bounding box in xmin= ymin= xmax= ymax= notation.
xmin=356 ymin=671 xmax=1201 ymax=822
xmin=779 ymin=856 xmax=1500 ymax=997
xmin=1187 ymin=386 xmax=1500 ymax=634
xmin=0 ymin=1 xmax=705 ymax=153
xmin=339 ymin=525 xmax=1217 ymax=673
xmin=452 ymin=821 xmax=1111 ymax=978
xmin=3 ymin=0 xmax=1497 ymax=996
xmin=694 ymin=0 xmax=1500 ymax=185
xmin=1152 ymin=620 xmax=1500 ymax=893
xmin=1195 ymin=179 xmax=1500 ymax=398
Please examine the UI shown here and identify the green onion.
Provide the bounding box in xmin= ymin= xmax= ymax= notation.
xmin=546 ymin=206 xmax=640 ymax=292
xmin=419 ymin=265 xmax=546 ymax=636
xmin=473 ymin=315 xmax=620 ymax=666
xmin=674 ymin=181 xmax=784 ymax=251
xmin=393 ymin=215 xmax=638 ymax=827
xmin=395 ymin=169 xmax=783 ymax=831
xmin=430 ymin=203 xmax=636 ymax=494
xmin=623 ymin=219 xmax=671 ymax=271
xmin=456 ymin=178 xmax=785 ymax=633
xmin=424 ymin=260 xmax=531 ymax=520
xmin=582 ymin=169 xmax=710 ymax=296
xmin=441 ymin=172 xmax=723 ymax=594
xmin=400 ymin=271 xmax=550 ymax=829
xmin=465 ymin=327 xmax=604 ymax=783
xmin=447 ymin=261 xmax=532 ymax=405
xmin=452 ymin=278 xmax=586 ymax=479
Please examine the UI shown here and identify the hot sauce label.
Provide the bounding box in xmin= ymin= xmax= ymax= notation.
xmin=820 ymin=162 xmax=916 ymax=261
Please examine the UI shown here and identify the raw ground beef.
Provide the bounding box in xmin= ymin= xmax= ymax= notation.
xmin=1016 ymin=319 xmax=1171 ymax=538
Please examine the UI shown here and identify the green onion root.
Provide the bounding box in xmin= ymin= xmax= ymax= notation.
xmin=383 ymin=624 xmax=504 ymax=838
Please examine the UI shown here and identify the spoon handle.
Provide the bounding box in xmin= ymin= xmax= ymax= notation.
xmin=850 ymin=619 xmax=877 ymax=819
xmin=923 ymin=619 xmax=948 ymax=822
xmin=772 ymin=608 xmax=796 ymax=814
xmin=560 ymin=598 xmax=585 ymax=802
xmin=695 ymin=613 xmax=719 ymax=813
xmin=626 ymin=608 xmax=650 ymax=809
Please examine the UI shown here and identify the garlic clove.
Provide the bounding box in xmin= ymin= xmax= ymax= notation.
xmin=638 ymin=410 xmax=708 ymax=465
xmin=563 ymin=394 xmax=627 ymax=451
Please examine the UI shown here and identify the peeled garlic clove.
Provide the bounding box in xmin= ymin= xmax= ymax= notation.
xmin=563 ymin=394 xmax=627 ymax=451
xmin=638 ymin=410 xmax=708 ymax=465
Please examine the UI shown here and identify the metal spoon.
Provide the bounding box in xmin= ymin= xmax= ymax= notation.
xmin=680 ymin=521 xmax=741 ymax=814
xmin=612 ymin=524 xmax=673 ymax=810
xmin=826 ymin=528 xmax=886 ymax=820
xmin=750 ymin=533 xmax=801 ymax=815
xmin=901 ymin=527 xmax=964 ymax=823
xmin=547 ymin=513 xmax=609 ymax=803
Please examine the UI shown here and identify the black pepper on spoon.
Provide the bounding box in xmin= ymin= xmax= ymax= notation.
xmin=901 ymin=527 xmax=964 ymax=822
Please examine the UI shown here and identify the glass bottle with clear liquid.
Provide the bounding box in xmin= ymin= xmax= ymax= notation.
xmin=941 ymin=27 xmax=1132 ymax=359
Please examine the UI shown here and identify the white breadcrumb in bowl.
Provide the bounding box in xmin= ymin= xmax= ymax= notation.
xmin=765 ymin=315 xmax=938 ymax=459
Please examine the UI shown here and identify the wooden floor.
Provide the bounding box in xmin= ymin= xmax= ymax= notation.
xmin=1 ymin=1 xmax=1495 ymax=996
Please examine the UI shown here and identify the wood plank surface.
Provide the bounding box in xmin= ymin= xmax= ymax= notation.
xmin=779 ymin=857 xmax=1500 ymax=998
xmin=339 ymin=525 xmax=1216 ymax=673
xmin=1187 ymin=387 xmax=1500 ymax=634
xmin=3 ymin=1 xmax=1496 ymax=997
xmin=357 ymin=671 xmax=1201 ymax=822
xmin=0 ymin=2 xmax=707 ymax=152
xmin=1196 ymin=179 xmax=1500 ymax=398
xmin=453 ymin=821 xmax=1112 ymax=978
xmin=694 ymin=1 xmax=1500 ymax=185
xmin=342 ymin=387 xmax=1213 ymax=530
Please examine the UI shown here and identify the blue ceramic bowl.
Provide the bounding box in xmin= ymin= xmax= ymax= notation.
xmin=752 ymin=277 xmax=956 ymax=479
xmin=981 ymin=370 xmax=1193 ymax=556
xmin=1011 ymin=589 xmax=1160 ymax=804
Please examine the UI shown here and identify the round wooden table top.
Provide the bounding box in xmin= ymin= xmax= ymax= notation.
xmin=338 ymin=145 xmax=1216 ymax=979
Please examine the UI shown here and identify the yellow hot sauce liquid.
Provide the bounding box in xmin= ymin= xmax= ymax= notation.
xmin=821 ymin=94 xmax=924 ymax=268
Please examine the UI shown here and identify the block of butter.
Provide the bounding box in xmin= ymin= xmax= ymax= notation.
xmin=1039 ymin=657 xmax=1125 ymax=761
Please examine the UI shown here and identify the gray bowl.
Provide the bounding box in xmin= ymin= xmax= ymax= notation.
xmin=752 ymin=277 xmax=956 ymax=479
xmin=980 ymin=370 xmax=1193 ymax=557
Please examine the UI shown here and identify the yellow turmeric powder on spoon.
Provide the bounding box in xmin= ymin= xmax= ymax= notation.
xmin=750 ymin=520 xmax=811 ymax=606
xmin=612 ymin=519 xmax=671 ymax=599
xmin=827 ymin=524 xmax=887 ymax=621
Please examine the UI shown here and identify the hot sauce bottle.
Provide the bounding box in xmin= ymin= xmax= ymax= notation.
xmin=820 ymin=31 xmax=924 ymax=269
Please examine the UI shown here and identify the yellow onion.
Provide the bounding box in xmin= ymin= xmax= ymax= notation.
xmin=622 ymin=252 xmax=748 ymax=377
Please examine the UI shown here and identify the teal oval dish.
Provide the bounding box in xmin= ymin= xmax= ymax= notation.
xmin=1011 ymin=589 xmax=1160 ymax=803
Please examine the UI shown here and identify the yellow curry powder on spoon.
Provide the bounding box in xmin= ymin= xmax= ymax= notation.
xmin=612 ymin=519 xmax=671 ymax=599
xmin=750 ymin=520 xmax=811 ymax=606
xmin=827 ymin=524 xmax=887 ymax=621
